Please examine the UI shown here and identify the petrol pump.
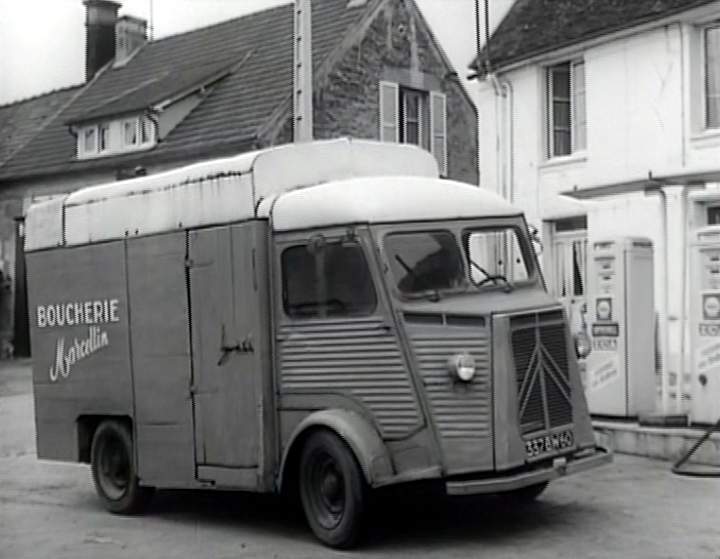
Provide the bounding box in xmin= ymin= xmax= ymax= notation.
xmin=690 ymin=226 xmax=720 ymax=424
xmin=586 ymin=237 xmax=655 ymax=416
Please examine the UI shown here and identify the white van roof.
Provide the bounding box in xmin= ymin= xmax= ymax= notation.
xmin=266 ymin=176 xmax=520 ymax=231
xmin=25 ymin=139 xmax=518 ymax=251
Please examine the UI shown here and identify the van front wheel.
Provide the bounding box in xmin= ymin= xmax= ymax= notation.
xmin=299 ymin=430 xmax=368 ymax=548
xmin=91 ymin=420 xmax=152 ymax=514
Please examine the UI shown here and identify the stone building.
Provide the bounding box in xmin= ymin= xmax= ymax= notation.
xmin=0 ymin=0 xmax=478 ymax=355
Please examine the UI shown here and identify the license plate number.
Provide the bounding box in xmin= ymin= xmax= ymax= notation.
xmin=525 ymin=430 xmax=574 ymax=458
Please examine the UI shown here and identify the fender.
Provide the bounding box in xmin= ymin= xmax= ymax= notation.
xmin=278 ymin=409 xmax=394 ymax=490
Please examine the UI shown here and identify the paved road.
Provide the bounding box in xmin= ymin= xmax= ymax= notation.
xmin=1 ymin=361 xmax=719 ymax=559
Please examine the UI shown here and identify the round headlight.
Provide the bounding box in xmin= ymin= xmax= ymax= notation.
xmin=574 ymin=331 xmax=592 ymax=359
xmin=448 ymin=353 xmax=476 ymax=382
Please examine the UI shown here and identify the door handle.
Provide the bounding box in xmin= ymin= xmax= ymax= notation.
xmin=217 ymin=334 xmax=255 ymax=366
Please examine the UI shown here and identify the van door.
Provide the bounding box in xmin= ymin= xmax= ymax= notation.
xmin=188 ymin=222 xmax=270 ymax=488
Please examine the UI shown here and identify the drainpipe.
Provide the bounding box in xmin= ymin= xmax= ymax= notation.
xmin=502 ymin=81 xmax=514 ymax=204
xmin=645 ymin=181 xmax=670 ymax=416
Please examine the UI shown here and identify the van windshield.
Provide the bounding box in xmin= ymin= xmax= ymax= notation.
xmin=465 ymin=227 xmax=531 ymax=288
xmin=385 ymin=231 xmax=466 ymax=296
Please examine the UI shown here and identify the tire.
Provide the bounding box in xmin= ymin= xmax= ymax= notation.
xmin=299 ymin=430 xmax=368 ymax=548
xmin=90 ymin=420 xmax=153 ymax=514
xmin=506 ymin=481 xmax=548 ymax=503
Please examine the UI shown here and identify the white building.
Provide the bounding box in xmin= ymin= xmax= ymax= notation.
xmin=476 ymin=0 xmax=720 ymax=417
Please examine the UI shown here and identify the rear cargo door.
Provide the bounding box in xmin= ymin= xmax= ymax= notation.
xmin=188 ymin=223 xmax=269 ymax=487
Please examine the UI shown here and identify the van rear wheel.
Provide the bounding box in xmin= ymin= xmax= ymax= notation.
xmin=299 ymin=430 xmax=368 ymax=548
xmin=91 ymin=420 xmax=152 ymax=514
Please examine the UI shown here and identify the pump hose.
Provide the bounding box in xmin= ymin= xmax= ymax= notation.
xmin=671 ymin=416 xmax=720 ymax=477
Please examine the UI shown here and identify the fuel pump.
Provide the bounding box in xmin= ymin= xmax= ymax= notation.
xmin=690 ymin=226 xmax=720 ymax=425
xmin=586 ymin=237 xmax=655 ymax=416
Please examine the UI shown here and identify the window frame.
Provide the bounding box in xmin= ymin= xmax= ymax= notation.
xmin=280 ymin=239 xmax=379 ymax=320
xmin=378 ymin=80 xmax=448 ymax=175
xmin=546 ymin=59 xmax=587 ymax=159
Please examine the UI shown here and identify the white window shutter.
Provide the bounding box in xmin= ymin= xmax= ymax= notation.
xmin=430 ymin=90 xmax=447 ymax=176
xmin=379 ymin=81 xmax=399 ymax=142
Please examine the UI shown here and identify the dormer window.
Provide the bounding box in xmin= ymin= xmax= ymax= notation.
xmin=77 ymin=115 xmax=155 ymax=159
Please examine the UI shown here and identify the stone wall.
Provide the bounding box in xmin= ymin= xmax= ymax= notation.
xmin=268 ymin=0 xmax=478 ymax=184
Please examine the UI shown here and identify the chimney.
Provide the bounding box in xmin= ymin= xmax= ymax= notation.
xmin=84 ymin=0 xmax=120 ymax=81
xmin=115 ymin=15 xmax=147 ymax=65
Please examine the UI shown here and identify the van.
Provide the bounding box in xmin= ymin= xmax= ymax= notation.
xmin=26 ymin=138 xmax=610 ymax=548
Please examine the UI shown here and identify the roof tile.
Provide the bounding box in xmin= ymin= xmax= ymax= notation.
xmin=476 ymin=0 xmax=716 ymax=72
xmin=1 ymin=0 xmax=370 ymax=180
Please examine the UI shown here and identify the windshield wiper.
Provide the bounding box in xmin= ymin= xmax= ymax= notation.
xmin=469 ymin=259 xmax=514 ymax=293
xmin=394 ymin=255 xmax=441 ymax=301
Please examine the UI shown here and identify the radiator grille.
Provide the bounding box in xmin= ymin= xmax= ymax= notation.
xmin=511 ymin=310 xmax=572 ymax=435
xmin=279 ymin=318 xmax=420 ymax=439
xmin=408 ymin=326 xmax=491 ymax=439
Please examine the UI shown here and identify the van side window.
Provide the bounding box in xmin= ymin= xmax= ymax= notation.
xmin=282 ymin=241 xmax=377 ymax=318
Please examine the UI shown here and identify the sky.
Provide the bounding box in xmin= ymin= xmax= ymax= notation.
xmin=0 ymin=0 xmax=513 ymax=106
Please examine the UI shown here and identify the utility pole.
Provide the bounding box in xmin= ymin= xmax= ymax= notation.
xmin=293 ymin=0 xmax=314 ymax=142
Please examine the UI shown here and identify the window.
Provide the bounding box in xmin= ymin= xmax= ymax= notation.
xmin=77 ymin=114 xmax=155 ymax=159
xmin=547 ymin=60 xmax=586 ymax=157
xmin=465 ymin=228 xmax=530 ymax=286
xmin=708 ymin=206 xmax=720 ymax=225
xmin=98 ymin=123 xmax=110 ymax=152
xmin=282 ymin=240 xmax=377 ymax=318
xmin=385 ymin=231 xmax=466 ymax=295
xmin=401 ymin=89 xmax=424 ymax=146
xmin=379 ymin=81 xmax=448 ymax=175
xmin=140 ymin=116 xmax=153 ymax=144
xmin=706 ymin=25 xmax=720 ymax=129
xmin=123 ymin=119 xmax=138 ymax=146
xmin=83 ymin=128 xmax=96 ymax=153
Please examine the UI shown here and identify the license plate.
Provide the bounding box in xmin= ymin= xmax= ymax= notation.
xmin=525 ymin=430 xmax=574 ymax=458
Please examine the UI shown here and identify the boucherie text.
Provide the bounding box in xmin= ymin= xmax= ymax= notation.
xmin=37 ymin=299 xmax=120 ymax=328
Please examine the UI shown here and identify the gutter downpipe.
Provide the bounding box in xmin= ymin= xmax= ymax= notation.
xmin=503 ymin=80 xmax=514 ymax=204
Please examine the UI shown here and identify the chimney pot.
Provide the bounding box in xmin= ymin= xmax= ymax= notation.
xmin=84 ymin=0 xmax=121 ymax=81
xmin=115 ymin=15 xmax=147 ymax=65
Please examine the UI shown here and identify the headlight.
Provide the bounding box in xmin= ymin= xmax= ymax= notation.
xmin=574 ymin=331 xmax=592 ymax=359
xmin=448 ymin=353 xmax=476 ymax=382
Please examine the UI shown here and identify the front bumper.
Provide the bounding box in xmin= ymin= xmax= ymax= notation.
xmin=445 ymin=446 xmax=612 ymax=496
